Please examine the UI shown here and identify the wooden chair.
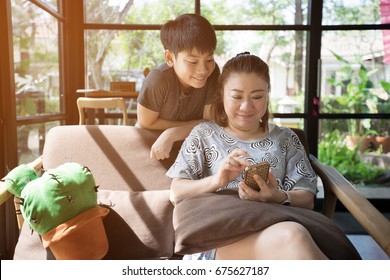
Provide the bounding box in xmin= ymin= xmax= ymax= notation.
xmin=109 ymin=81 xmax=138 ymax=115
xmin=77 ymin=97 xmax=129 ymax=125
xmin=143 ymin=67 xmax=150 ymax=77
xmin=77 ymin=81 xmax=139 ymax=124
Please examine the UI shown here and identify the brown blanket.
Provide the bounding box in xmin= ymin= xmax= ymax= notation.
xmin=173 ymin=190 xmax=361 ymax=260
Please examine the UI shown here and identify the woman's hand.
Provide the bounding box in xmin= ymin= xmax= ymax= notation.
xmin=238 ymin=171 xmax=315 ymax=209
xmin=211 ymin=149 xmax=251 ymax=189
xmin=238 ymin=170 xmax=286 ymax=203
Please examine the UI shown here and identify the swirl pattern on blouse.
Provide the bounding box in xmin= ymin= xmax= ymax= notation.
xmin=188 ymin=158 xmax=203 ymax=178
xmin=204 ymin=145 xmax=219 ymax=169
xmin=296 ymin=159 xmax=316 ymax=180
xmin=199 ymin=124 xmax=213 ymax=139
xmin=292 ymin=133 xmax=303 ymax=151
xmin=279 ymin=137 xmax=290 ymax=154
xmin=250 ymin=138 xmax=273 ymax=151
xmin=262 ymin=153 xmax=278 ymax=168
xmin=220 ymin=132 xmax=237 ymax=145
xmin=186 ymin=136 xmax=200 ymax=154
xmin=283 ymin=175 xmax=295 ymax=190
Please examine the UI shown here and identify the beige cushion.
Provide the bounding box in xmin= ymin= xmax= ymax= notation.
xmin=99 ymin=190 xmax=174 ymax=259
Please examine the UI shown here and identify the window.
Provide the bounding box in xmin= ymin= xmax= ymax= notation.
xmin=11 ymin=0 xmax=65 ymax=164
xmin=318 ymin=0 xmax=390 ymax=186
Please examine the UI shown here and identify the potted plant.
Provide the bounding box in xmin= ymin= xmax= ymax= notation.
xmin=318 ymin=130 xmax=385 ymax=185
xmin=4 ymin=161 xmax=110 ymax=259
xmin=326 ymin=51 xmax=390 ymax=153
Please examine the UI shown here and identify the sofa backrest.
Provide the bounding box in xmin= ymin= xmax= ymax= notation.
xmin=43 ymin=125 xmax=181 ymax=192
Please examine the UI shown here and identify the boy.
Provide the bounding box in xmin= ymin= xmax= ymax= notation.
xmin=137 ymin=13 xmax=220 ymax=160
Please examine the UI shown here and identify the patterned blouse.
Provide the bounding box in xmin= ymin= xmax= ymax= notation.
xmin=166 ymin=121 xmax=317 ymax=194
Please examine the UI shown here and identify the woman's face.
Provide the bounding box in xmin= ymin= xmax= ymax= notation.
xmin=223 ymin=72 xmax=269 ymax=133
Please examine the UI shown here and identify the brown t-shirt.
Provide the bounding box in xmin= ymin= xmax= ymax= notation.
xmin=138 ymin=63 xmax=220 ymax=121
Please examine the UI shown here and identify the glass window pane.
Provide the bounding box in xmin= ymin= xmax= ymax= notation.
xmin=42 ymin=0 xmax=58 ymax=11
xmin=84 ymin=0 xmax=194 ymax=24
xmin=272 ymin=118 xmax=304 ymax=130
xmin=320 ymin=30 xmax=390 ymax=115
xmin=381 ymin=0 xmax=390 ymax=23
xmin=85 ymin=30 xmax=163 ymax=89
xmin=320 ymin=117 xmax=390 ymax=139
xmin=201 ymin=0 xmax=308 ymax=25
xmin=215 ymin=30 xmax=307 ymax=114
xmin=18 ymin=121 xmax=60 ymax=164
xmin=12 ymin=1 xmax=62 ymax=117
xmin=323 ymin=0 xmax=383 ymax=25
xmin=318 ymin=119 xmax=388 ymax=186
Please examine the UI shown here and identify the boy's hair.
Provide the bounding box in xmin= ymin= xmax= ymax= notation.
xmin=211 ymin=52 xmax=272 ymax=128
xmin=160 ymin=13 xmax=216 ymax=55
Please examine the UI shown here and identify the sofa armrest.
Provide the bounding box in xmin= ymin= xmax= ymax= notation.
xmin=310 ymin=155 xmax=390 ymax=257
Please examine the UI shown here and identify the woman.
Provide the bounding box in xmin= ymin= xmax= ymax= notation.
xmin=167 ymin=52 xmax=328 ymax=260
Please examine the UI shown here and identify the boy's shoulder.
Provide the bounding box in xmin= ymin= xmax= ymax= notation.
xmin=151 ymin=63 xmax=175 ymax=77
xmin=145 ymin=63 xmax=176 ymax=84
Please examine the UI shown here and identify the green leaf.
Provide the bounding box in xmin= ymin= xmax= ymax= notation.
xmin=380 ymin=81 xmax=390 ymax=93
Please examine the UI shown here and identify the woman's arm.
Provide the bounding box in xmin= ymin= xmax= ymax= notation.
xmin=170 ymin=149 xmax=250 ymax=204
xmin=170 ymin=176 xmax=219 ymax=205
xmin=287 ymin=189 xmax=315 ymax=209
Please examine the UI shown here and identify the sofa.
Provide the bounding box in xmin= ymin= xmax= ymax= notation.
xmin=1 ymin=125 xmax=389 ymax=259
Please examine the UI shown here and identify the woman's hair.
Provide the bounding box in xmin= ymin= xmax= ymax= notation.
xmin=211 ymin=52 xmax=272 ymax=127
xmin=160 ymin=14 xmax=216 ymax=55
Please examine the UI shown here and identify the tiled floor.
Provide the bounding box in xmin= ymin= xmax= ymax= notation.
xmin=333 ymin=212 xmax=390 ymax=260
xmin=317 ymin=182 xmax=390 ymax=260
xmin=347 ymin=235 xmax=389 ymax=260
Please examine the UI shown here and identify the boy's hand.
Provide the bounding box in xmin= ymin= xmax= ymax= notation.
xmin=149 ymin=124 xmax=201 ymax=160
xmin=150 ymin=132 xmax=174 ymax=160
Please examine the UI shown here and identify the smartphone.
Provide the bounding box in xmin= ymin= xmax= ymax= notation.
xmin=243 ymin=162 xmax=270 ymax=191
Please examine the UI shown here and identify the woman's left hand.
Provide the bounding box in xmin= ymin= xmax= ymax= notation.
xmin=238 ymin=170 xmax=286 ymax=203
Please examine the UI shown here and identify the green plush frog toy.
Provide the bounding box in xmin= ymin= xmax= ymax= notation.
xmin=4 ymin=161 xmax=109 ymax=260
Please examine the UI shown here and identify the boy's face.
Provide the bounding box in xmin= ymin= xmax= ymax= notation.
xmin=165 ymin=48 xmax=215 ymax=90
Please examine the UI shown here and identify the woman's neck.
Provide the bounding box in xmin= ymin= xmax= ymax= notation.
xmin=224 ymin=123 xmax=268 ymax=141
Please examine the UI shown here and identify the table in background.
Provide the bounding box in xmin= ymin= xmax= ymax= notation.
xmin=76 ymin=89 xmax=139 ymax=125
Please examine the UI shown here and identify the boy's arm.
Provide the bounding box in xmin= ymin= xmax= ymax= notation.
xmin=150 ymin=121 xmax=205 ymax=160
xmin=138 ymin=103 xmax=212 ymax=130
xmin=137 ymin=104 xmax=186 ymax=130
xmin=138 ymin=103 xmax=211 ymax=160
